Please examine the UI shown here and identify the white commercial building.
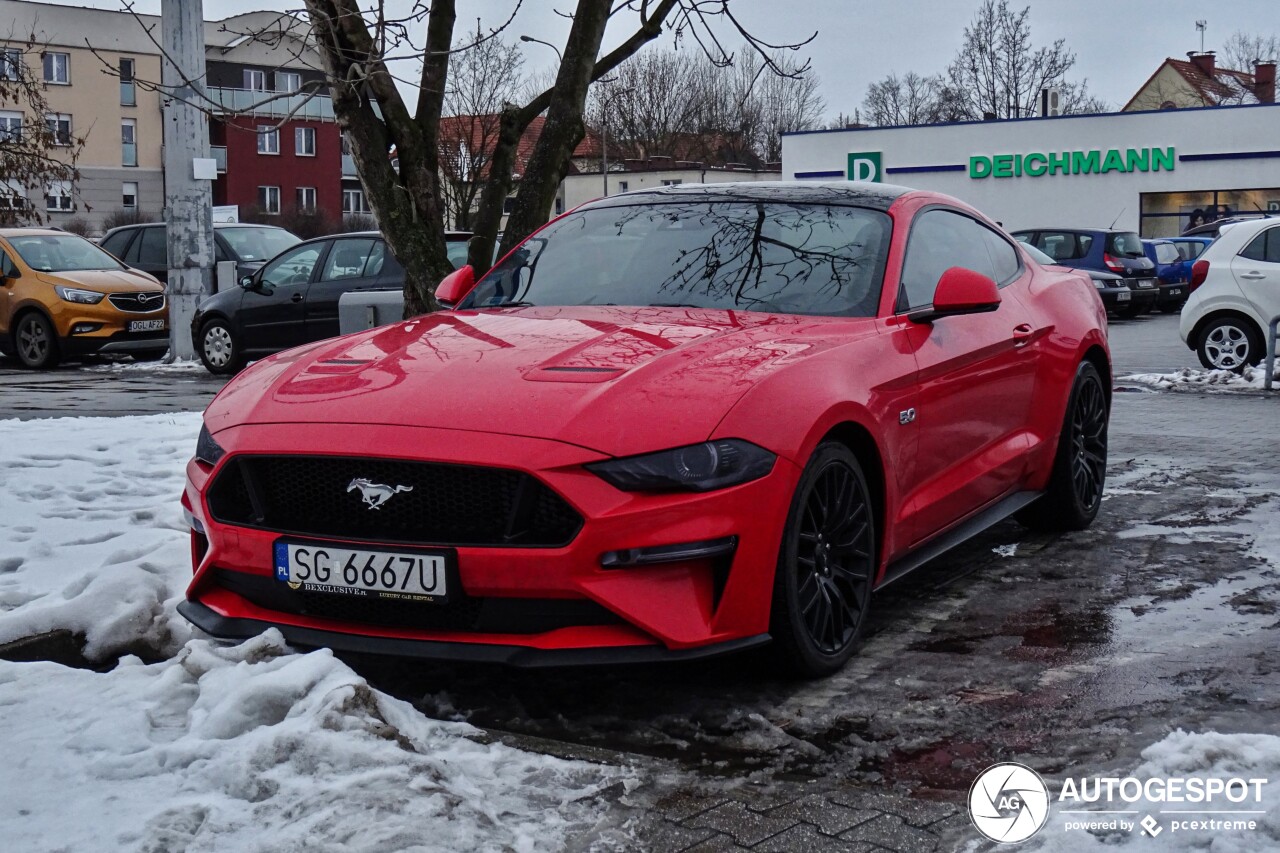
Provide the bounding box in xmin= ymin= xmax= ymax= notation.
xmin=781 ymin=103 xmax=1280 ymax=238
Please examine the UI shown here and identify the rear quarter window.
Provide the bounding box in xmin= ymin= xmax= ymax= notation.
xmin=1239 ymin=228 xmax=1280 ymax=264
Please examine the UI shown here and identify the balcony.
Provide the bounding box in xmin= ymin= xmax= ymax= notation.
xmin=211 ymin=145 xmax=227 ymax=173
xmin=205 ymin=86 xmax=335 ymax=121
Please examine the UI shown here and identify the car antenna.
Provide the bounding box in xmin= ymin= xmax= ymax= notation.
xmin=1108 ymin=208 xmax=1125 ymax=230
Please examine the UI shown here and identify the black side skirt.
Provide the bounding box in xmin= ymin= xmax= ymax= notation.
xmin=877 ymin=490 xmax=1043 ymax=590
xmin=177 ymin=599 xmax=771 ymax=668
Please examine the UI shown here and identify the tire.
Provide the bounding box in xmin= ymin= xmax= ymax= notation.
xmin=198 ymin=318 xmax=242 ymax=375
xmin=1019 ymin=361 xmax=1108 ymax=532
xmin=770 ymin=442 xmax=876 ymax=678
xmin=1196 ymin=316 xmax=1262 ymax=372
xmin=13 ymin=312 xmax=61 ymax=369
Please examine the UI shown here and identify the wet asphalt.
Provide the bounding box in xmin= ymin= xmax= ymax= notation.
xmin=2 ymin=312 xmax=1276 ymax=851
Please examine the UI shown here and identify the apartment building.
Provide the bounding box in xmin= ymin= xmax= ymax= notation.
xmin=0 ymin=2 xmax=353 ymax=232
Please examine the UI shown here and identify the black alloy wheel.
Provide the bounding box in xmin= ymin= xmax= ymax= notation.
xmin=771 ymin=442 xmax=875 ymax=677
xmin=1019 ymin=361 xmax=1108 ymax=531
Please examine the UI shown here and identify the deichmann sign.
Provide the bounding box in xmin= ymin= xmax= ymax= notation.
xmin=970 ymin=147 xmax=1176 ymax=179
xmin=847 ymin=152 xmax=883 ymax=182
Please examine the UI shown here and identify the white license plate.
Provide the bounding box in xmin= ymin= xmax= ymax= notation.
xmin=1117 ymin=291 xmax=1131 ymax=302
xmin=128 ymin=319 xmax=165 ymax=332
xmin=1169 ymin=288 xmax=1182 ymax=296
xmin=273 ymin=541 xmax=447 ymax=602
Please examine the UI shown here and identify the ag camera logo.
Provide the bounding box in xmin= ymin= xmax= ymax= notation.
xmin=969 ymin=763 xmax=1051 ymax=844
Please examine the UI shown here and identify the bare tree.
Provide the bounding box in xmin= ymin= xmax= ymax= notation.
xmin=439 ymin=23 xmax=524 ymax=230
xmin=0 ymin=30 xmax=86 ymax=224
xmin=862 ymin=71 xmax=949 ymax=127
xmin=1220 ymin=30 xmax=1280 ymax=72
xmin=945 ymin=0 xmax=1104 ymax=119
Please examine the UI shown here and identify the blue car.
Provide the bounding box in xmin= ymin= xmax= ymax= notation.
xmin=1142 ymin=238 xmax=1190 ymax=312
xmin=1011 ymin=228 xmax=1158 ymax=318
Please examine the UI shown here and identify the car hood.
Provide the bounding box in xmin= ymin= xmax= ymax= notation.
xmin=205 ymin=306 xmax=873 ymax=456
xmin=36 ymin=268 xmax=162 ymax=292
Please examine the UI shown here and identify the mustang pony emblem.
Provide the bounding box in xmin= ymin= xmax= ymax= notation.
xmin=347 ymin=478 xmax=413 ymax=510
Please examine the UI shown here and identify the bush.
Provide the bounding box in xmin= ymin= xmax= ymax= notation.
xmin=100 ymin=208 xmax=153 ymax=231
xmin=341 ymin=213 xmax=377 ymax=233
xmin=59 ymin=216 xmax=94 ymax=236
xmin=276 ymin=206 xmax=339 ymax=239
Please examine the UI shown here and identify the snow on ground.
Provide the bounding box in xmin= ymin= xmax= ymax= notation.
xmin=0 ymin=413 xmax=201 ymax=659
xmin=1119 ymin=365 xmax=1278 ymax=392
xmin=1028 ymin=731 xmax=1280 ymax=851
xmin=0 ymin=631 xmax=631 ymax=853
xmin=82 ymin=356 xmax=210 ymax=373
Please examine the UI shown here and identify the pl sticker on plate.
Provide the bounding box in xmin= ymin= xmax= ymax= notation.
xmin=274 ymin=542 xmax=290 ymax=581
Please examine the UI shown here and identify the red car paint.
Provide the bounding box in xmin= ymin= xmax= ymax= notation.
xmin=181 ymin=184 xmax=1109 ymax=664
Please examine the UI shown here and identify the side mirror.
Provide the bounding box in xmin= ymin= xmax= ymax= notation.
xmin=909 ymin=267 xmax=1001 ymax=324
xmin=435 ymin=264 xmax=475 ymax=310
xmin=239 ymin=274 xmax=256 ymax=289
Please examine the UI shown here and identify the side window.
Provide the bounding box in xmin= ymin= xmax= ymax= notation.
xmin=1240 ymin=228 xmax=1280 ymax=264
xmin=100 ymin=229 xmax=133 ymax=259
xmin=1078 ymin=234 xmax=1095 ymax=256
xmin=321 ymin=238 xmax=375 ymax=281
xmin=260 ymin=243 xmax=324 ymax=288
xmin=1034 ymin=231 xmax=1082 ymax=261
xmin=0 ymin=250 xmax=17 ymax=278
xmin=899 ymin=209 xmax=997 ymax=310
xmin=1155 ymin=243 xmax=1180 ymax=265
xmin=446 ymin=240 xmax=470 ymax=270
xmin=137 ymin=226 xmax=167 ymax=267
xmin=365 ymin=240 xmax=386 ymax=277
xmin=981 ymin=227 xmax=1021 ymax=285
xmin=377 ymin=244 xmax=404 ymax=279
xmin=213 ymin=238 xmax=228 ymax=264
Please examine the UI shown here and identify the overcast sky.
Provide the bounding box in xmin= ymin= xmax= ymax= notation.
xmin=33 ymin=0 xmax=1280 ymax=116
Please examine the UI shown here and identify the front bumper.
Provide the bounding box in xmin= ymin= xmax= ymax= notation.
xmin=182 ymin=421 xmax=801 ymax=661
xmin=47 ymin=296 xmax=169 ymax=356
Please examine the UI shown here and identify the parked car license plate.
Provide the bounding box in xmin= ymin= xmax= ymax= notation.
xmin=273 ymin=540 xmax=448 ymax=602
xmin=128 ymin=319 xmax=165 ymax=332
xmin=1169 ymin=288 xmax=1182 ymax=296
xmin=1117 ymin=291 xmax=1131 ymax=302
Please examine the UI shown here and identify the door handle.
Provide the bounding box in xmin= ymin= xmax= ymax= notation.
xmin=1239 ymin=272 xmax=1266 ymax=280
xmin=291 ymin=292 xmax=304 ymax=302
xmin=1012 ymin=323 xmax=1034 ymax=346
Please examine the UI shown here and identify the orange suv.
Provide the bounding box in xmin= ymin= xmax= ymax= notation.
xmin=0 ymin=229 xmax=168 ymax=368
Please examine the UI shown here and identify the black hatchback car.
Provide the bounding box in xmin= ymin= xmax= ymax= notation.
xmin=1011 ymin=228 xmax=1158 ymax=318
xmin=99 ymin=222 xmax=301 ymax=286
xmin=191 ymin=231 xmax=470 ymax=374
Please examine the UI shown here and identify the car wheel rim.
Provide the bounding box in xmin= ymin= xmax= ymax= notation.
xmin=1204 ymin=325 xmax=1249 ymax=369
xmin=204 ymin=326 xmax=232 ymax=367
xmin=795 ymin=461 xmax=873 ymax=655
xmin=18 ymin=320 xmax=49 ymax=364
xmin=1070 ymin=375 xmax=1107 ymax=514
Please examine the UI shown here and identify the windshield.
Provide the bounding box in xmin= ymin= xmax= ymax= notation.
xmin=7 ymin=233 xmax=124 ymax=272
xmin=1107 ymin=232 xmax=1145 ymax=258
xmin=218 ymin=227 xmax=301 ymax=263
xmin=460 ymin=201 xmax=892 ymax=317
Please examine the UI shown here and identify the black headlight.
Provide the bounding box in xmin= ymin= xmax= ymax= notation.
xmin=195 ymin=424 xmax=226 ymax=466
xmin=587 ymin=439 xmax=775 ymax=492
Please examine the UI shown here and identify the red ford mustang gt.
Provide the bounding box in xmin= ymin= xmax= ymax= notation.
xmin=179 ymin=182 xmax=1110 ymax=676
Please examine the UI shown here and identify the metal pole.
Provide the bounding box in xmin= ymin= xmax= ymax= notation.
xmin=161 ymin=0 xmax=214 ymax=361
xmin=1265 ymin=315 xmax=1279 ymax=391
xmin=601 ymin=121 xmax=608 ymax=198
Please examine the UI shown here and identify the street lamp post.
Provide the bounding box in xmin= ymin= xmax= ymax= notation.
xmin=519 ymin=34 xmax=562 ymax=63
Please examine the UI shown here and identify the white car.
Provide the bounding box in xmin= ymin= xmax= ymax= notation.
xmin=1179 ymin=218 xmax=1280 ymax=370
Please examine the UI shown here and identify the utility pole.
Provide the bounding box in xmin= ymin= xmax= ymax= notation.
xmin=161 ymin=0 xmax=215 ymax=361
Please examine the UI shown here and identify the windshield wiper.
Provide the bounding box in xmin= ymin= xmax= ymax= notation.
xmin=647 ymin=302 xmax=701 ymax=308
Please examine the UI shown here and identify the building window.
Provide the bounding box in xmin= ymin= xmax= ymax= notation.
xmin=295 ymin=126 xmax=316 ymax=156
xmin=42 ymin=52 xmax=69 ymax=84
xmin=341 ymin=134 xmax=352 ymax=155
xmin=661 ymin=179 xmax=682 ymax=187
xmin=121 ymin=118 xmax=137 ymax=166
xmin=0 ymin=179 xmax=26 ymax=211
xmin=258 ymin=185 xmax=280 ymax=214
xmin=276 ymin=71 xmax=301 ymax=93
xmin=0 ymin=48 xmax=21 ymax=81
xmin=45 ymin=180 xmax=73 ymax=212
xmin=119 ymin=58 xmax=136 ymax=106
xmin=502 ymin=196 xmax=517 ymax=214
xmin=617 ymin=180 xmax=628 ymax=193
xmin=122 ymin=181 xmax=138 ymax=209
xmin=342 ymin=188 xmax=368 ymax=214
xmin=0 ymin=111 xmax=21 ymax=143
xmin=257 ymin=126 xmax=279 ymax=155
xmin=243 ymin=69 xmax=266 ymax=91
xmin=554 ymin=196 xmax=564 ymax=215
xmin=45 ymin=114 xmax=72 ymax=146
xmin=296 ymin=186 xmax=317 ymax=212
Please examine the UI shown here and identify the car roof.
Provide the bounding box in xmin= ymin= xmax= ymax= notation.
xmin=0 ymin=227 xmax=77 ymax=237
xmin=580 ymin=181 xmax=913 ymax=212
xmin=1011 ymin=227 xmax=1135 ymax=235
xmin=101 ymin=222 xmax=292 ymax=234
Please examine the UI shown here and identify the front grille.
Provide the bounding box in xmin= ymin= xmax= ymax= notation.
xmin=207 ymin=455 xmax=582 ymax=547
xmin=211 ymin=568 xmax=619 ymax=633
xmin=108 ymin=292 xmax=166 ymax=313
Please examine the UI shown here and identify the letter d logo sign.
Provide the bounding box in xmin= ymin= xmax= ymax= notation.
xmin=847 ymin=152 xmax=882 ymax=182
